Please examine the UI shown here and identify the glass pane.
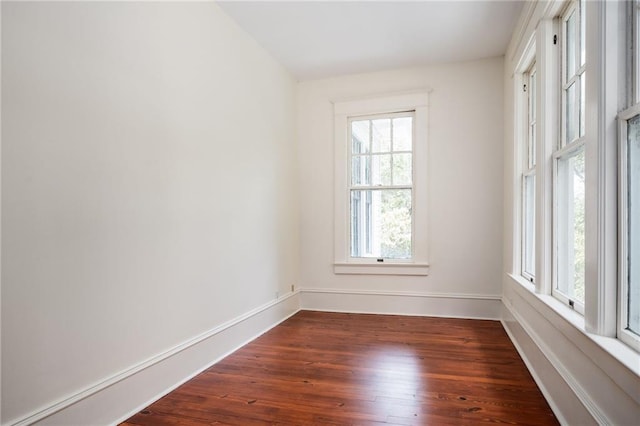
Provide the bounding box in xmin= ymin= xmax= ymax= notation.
xmin=523 ymin=174 xmax=536 ymax=278
xmin=580 ymin=73 xmax=585 ymax=138
xmin=627 ymin=114 xmax=640 ymax=334
xmin=556 ymin=148 xmax=585 ymax=303
xmin=393 ymin=117 xmax=413 ymax=151
xmin=371 ymin=119 xmax=391 ymax=152
xmin=352 ymin=120 xmax=370 ymax=154
xmin=566 ymin=82 xmax=578 ymax=144
xmin=350 ymin=189 xmax=412 ymax=259
xmin=393 ymin=153 xmax=412 ymax=185
xmin=351 ymin=155 xmax=370 ymax=186
xmin=371 ymin=154 xmax=391 ymax=186
xmin=566 ymin=10 xmax=576 ymax=81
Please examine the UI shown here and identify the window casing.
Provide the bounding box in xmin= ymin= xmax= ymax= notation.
xmin=553 ymin=0 xmax=586 ymax=314
xmin=333 ymin=92 xmax=429 ymax=275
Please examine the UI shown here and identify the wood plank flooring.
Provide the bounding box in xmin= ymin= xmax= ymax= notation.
xmin=121 ymin=311 xmax=558 ymax=425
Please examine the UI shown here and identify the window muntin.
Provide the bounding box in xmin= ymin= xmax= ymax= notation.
xmin=349 ymin=113 xmax=414 ymax=260
xmin=522 ymin=64 xmax=537 ymax=281
xmin=554 ymin=0 xmax=586 ymax=313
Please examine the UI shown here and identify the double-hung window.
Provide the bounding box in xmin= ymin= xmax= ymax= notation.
xmin=333 ymin=91 xmax=429 ymax=275
xmin=617 ymin=0 xmax=640 ymax=350
xmin=522 ymin=63 xmax=537 ymax=282
xmin=553 ymin=0 xmax=586 ymax=313
xmin=349 ymin=113 xmax=414 ymax=259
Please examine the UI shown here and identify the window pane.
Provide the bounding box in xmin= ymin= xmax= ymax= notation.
xmin=566 ymin=10 xmax=576 ymax=81
xmin=566 ymin=81 xmax=578 ymax=144
xmin=393 ymin=117 xmax=413 ymax=151
xmin=351 ymin=155 xmax=370 ymax=186
xmin=523 ymin=174 xmax=536 ymax=278
xmin=350 ymin=189 xmax=412 ymax=259
xmin=371 ymin=119 xmax=391 ymax=153
xmin=352 ymin=120 xmax=370 ymax=154
xmin=556 ymin=148 xmax=585 ymax=303
xmin=371 ymin=154 xmax=391 ymax=186
xmin=392 ymin=153 xmax=412 ymax=185
xmin=627 ymin=114 xmax=640 ymax=335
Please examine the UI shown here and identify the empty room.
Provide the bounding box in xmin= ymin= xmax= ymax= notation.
xmin=1 ymin=0 xmax=638 ymax=425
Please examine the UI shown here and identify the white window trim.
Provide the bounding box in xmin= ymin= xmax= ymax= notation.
xmin=522 ymin=62 xmax=537 ymax=283
xmin=333 ymin=91 xmax=430 ymax=276
xmin=551 ymin=0 xmax=587 ymax=315
xmin=511 ymin=0 xmax=636 ymax=355
xmin=617 ymin=103 xmax=640 ymax=352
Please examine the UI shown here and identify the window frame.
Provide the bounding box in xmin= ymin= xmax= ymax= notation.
xmin=347 ymin=111 xmax=415 ymax=261
xmin=522 ymin=62 xmax=537 ymax=283
xmin=552 ymin=0 xmax=587 ymax=314
xmin=617 ymin=1 xmax=640 ymax=351
xmin=333 ymin=91 xmax=430 ymax=276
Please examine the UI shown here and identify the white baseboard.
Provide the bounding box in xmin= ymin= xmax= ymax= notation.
xmin=300 ymin=288 xmax=502 ymax=320
xmin=501 ymin=283 xmax=640 ymax=426
xmin=500 ymin=302 xmax=591 ymax=426
xmin=10 ymin=292 xmax=300 ymax=426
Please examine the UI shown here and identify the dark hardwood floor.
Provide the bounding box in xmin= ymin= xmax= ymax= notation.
xmin=121 ymin=311 xmax=558 ymax=425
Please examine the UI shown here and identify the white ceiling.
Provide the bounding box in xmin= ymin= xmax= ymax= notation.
xmin=217 ymin=1 xmax=526 ymax=81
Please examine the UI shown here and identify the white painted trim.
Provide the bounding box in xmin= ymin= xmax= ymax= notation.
xmin=6 ymin=292 xmax=301 ymax=426
xmin=618 ymin=104 xmax=640 ymax=352
xmin=333 ymin=262 xmax=429 ymax=276
xmin=333 ymin=90 xmax=430 ymax=274
xmin=500 ymin=315 xmax=569 ymax=426
xmin=502 ymin=299 xmax=608 ymax=425
xmin=508 ymin=274 xmax=640 ymax=379
xmin=300 ymin=288 xmax=502 ymax=320
xmin=332 ymin=90 xmax=430 ymax=116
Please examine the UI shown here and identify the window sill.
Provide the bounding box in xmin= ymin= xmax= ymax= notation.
xmin=507 ymin=273 xmax=640 ymax=377
xmin=334 ymin=262 xmax=430 ymax=276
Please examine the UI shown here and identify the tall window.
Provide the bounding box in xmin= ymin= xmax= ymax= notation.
xmin=618 ymin=0 xmax=640 ymax=350
xmin=333 ymin=91 xmax=429 ymax=275
xmin=349 ymin=113 xmax=414 ymax=259
xmin=522 ymin=63 xmax=537 ymax=282
xmin=554 ymin=0 xmax=586 ymax=312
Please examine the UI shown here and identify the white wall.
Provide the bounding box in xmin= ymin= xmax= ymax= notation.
xmin=1 ymin=2 xmax=298 ymax=424
xmin=297 ymin=58 xmax=505 ymax=316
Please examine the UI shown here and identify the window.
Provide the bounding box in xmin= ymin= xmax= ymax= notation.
xmin=618 ymin=0 xmax=640 ymax=351
xmin=553 ymin=0 xmax=586 ymax=313
xmin=333 ymin=91 xmax=429 ymax=275
xmin=349 ymin=113 xmax=413 ymax=259
xmin=522 ymin=63 xmax=537 ymax=282
xmin=512 ymin=0 xmax=638 ymax=355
